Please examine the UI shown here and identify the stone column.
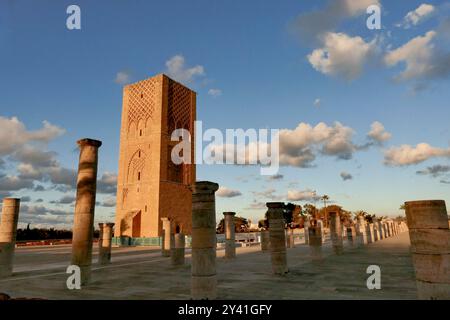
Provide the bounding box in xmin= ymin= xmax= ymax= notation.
xmin=373 ymin=223 xmax=379 ymax=241
xmin=71 ymin=138 xmax=102 ymax=285
xmin=309 ymin=225 xmax=322 ymax=261
xmin=191 ymin=181 xmax=219 ymax=300
xmin=356 ymin=216 xmax=368 ymax=245
xmin=223 ymin=212 xmax=236 ymax=259
xmin=366 ymin=223 xmax=374 ymax=244
xmin=98 ymin=223 xmax=114 ymax=265
xmin=304 ymin=217 xmax=310 ymax=245
xmin=171 ymin=233 xmax=185 ymax=266
xmin=405 ymin=200 xmax=450 ymax=300
xmin=267 ymin=202 xmax=288 ymax=275
xmin=161 ymin=217 xmax=172 ymax=257
xmin=347 ymin=226 xmax=356 ymax=245
xmin=329 ymin=212 xmax=343 ymax=254
xmin=0 ymin=198 xmax=20 ymax=278
xmin=288 ymin=228 xmax=295 ymax=248
xmin=260 ymin=230 xmax=270 ymax=251
xmin=378 ymin=221 xmax=385 ymax=239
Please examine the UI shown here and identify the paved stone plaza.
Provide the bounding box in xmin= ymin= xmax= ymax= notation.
xmin=0 ymin=232 xmax=417 ymax=300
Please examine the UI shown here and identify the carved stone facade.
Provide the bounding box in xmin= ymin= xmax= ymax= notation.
xmin=115 ymin=74 xmax=196 ymax=237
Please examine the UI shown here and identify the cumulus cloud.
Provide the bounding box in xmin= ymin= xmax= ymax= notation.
xmin=385 ymin=31 xmax=437 ymax=81
xmin=216 ymin=187 xmax=242 ymax=198
xmin=0 ymin=175 xmax=34 ymax=192
xmin=0 ymin=117 xmax=65 ymax=156
xmin=400 ymin=4 xmax=435 ymax=29
xmin=279 ymin=121 xmax=357 ymax=167
xmin=368 ymin=121 xmax=392 ymax=144
xmin=207 ymin=121 xmax=383 ymax=169
xmin=384 ymin=143 xmax=450 ymax=166
xmin=340 ymin=171 xmax=353 ymax=181
xmin=97 ymin=172 xmax=118 ymax=194
xmin=115 ymin=71 xmax=131 ymax=85
xmin=292 ymin=0 xmax=381 ymax=43
xmin=165 ymin=54 xmax=205 ymax=84
xmin=308 ymin=32 xmax=377 ymax=80
xmin=252 ymin=188 xmax=282 ymax=201
xmin=53 ymin=195 xmax=76 ymax=205
xmin=287 ymin=189 xmax=320 ymax=202
xmin=18 ymin=204 xmax=73 ymax=228
xmin=100 ymin=197 xmax=116 ymax=207
xmin=208 ymin=89 xmax=222 ymax=97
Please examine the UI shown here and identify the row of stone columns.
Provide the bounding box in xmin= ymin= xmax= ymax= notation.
xmin=0 ymin=139 xmax=116 ymax=284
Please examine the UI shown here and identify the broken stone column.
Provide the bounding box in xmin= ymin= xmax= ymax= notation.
xmin=223 ymin=212 xmax=236 ymax=259
xmin=161 ymin=217 xmax=172 ymax=257
xmin=405 ymin=200 xmax=450 ymax=300
xmin=347 ymin=226 xmax=356 ymax=245
xmin=288 ymin=228 xmax=295 ymax=248
xmin=373 ymin=223 xmax=379 ymax=241
xmin=260 ymin=230 xmax=270 ymax=251
xmin=379 ymin=221 xmax=385 ymax=239
xmin=304 ymin=217 xmax=310 ymax=245
xmin=0 ymin=198 xmax=20 ymax=278
xmin=366 ymin=223 xmax=375 ymax=244
xmin=356 ymin=215 xmax=368 ymax=245
xmin=329 ymin=212 xmax=343 ymax=254
xmin=309 ymin=225 xmax=323 ymax=261
xmin=191 ymin=181 xmax=219 ymax=300
xmin=267 ymin=202 xmax=288 ymax=275
xmin=171 ymin=233 xmax=185 ymax=266
xmin=98 ymin=223 xmax=114 ymax=265
xmin=71 ymin=138 xmax=102 ymax=285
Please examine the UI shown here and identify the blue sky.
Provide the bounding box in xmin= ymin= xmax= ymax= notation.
xmin=1 ymin=0 xmax=449 ymax=228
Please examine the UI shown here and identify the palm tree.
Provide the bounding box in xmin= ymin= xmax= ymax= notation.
xmin=321 ymin=194 xmax=329 ymax=208
xmin=399 ymin=204 xmax=406 ymax=210
xmin=321 ymin=195 xmax=329 ymax=226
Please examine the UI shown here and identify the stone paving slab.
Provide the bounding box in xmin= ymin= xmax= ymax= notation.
xmin=0 ymin=232 xmax=417 ymax=300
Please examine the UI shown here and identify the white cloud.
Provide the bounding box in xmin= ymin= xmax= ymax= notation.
xmin=384 ymin=31 xmax=437 ymax=81
xmin=400 ymin=4 xmax=435 ymax=29
xmin=216 ymin=186 xmax=242 ymax=198
xmin=279 ymin=121 xmax=357 ymax=167
xmin=384 ymin=143 xmax=450 ymax=166
xmin=287 ymin=189 xmax=320 ymax=202
xmin=115 ymin=71 xmax=131 ymax=85
xmin=208 ymin=89 xmax=222 ymax=97
xmin=292 ymin=0 xmax=380 ymax=43
xmin=314 ymin=98 xmax=321 ymax=107
xmin=0 ymin=117 xmax=65 ymax=156
xmin=165 ymin=54 xmax=205 ymax=84
xmin=101 ymin=197 xmax=116 ymax=207
xmin=368 ymin=121 xmax=392 ymax=143
xmin=307 ymin=32 xmax=376 ymax=80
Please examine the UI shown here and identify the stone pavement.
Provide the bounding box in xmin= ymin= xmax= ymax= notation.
xmin=0 ymin=232 xmax=417 ymax=300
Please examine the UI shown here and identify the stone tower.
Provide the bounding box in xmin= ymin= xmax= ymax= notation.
xmin=115 ymin=74 xmax=196 ymax=238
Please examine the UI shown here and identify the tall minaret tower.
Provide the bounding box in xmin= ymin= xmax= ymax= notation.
xmin=115 ymin=74 xmax=196 ymax=238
